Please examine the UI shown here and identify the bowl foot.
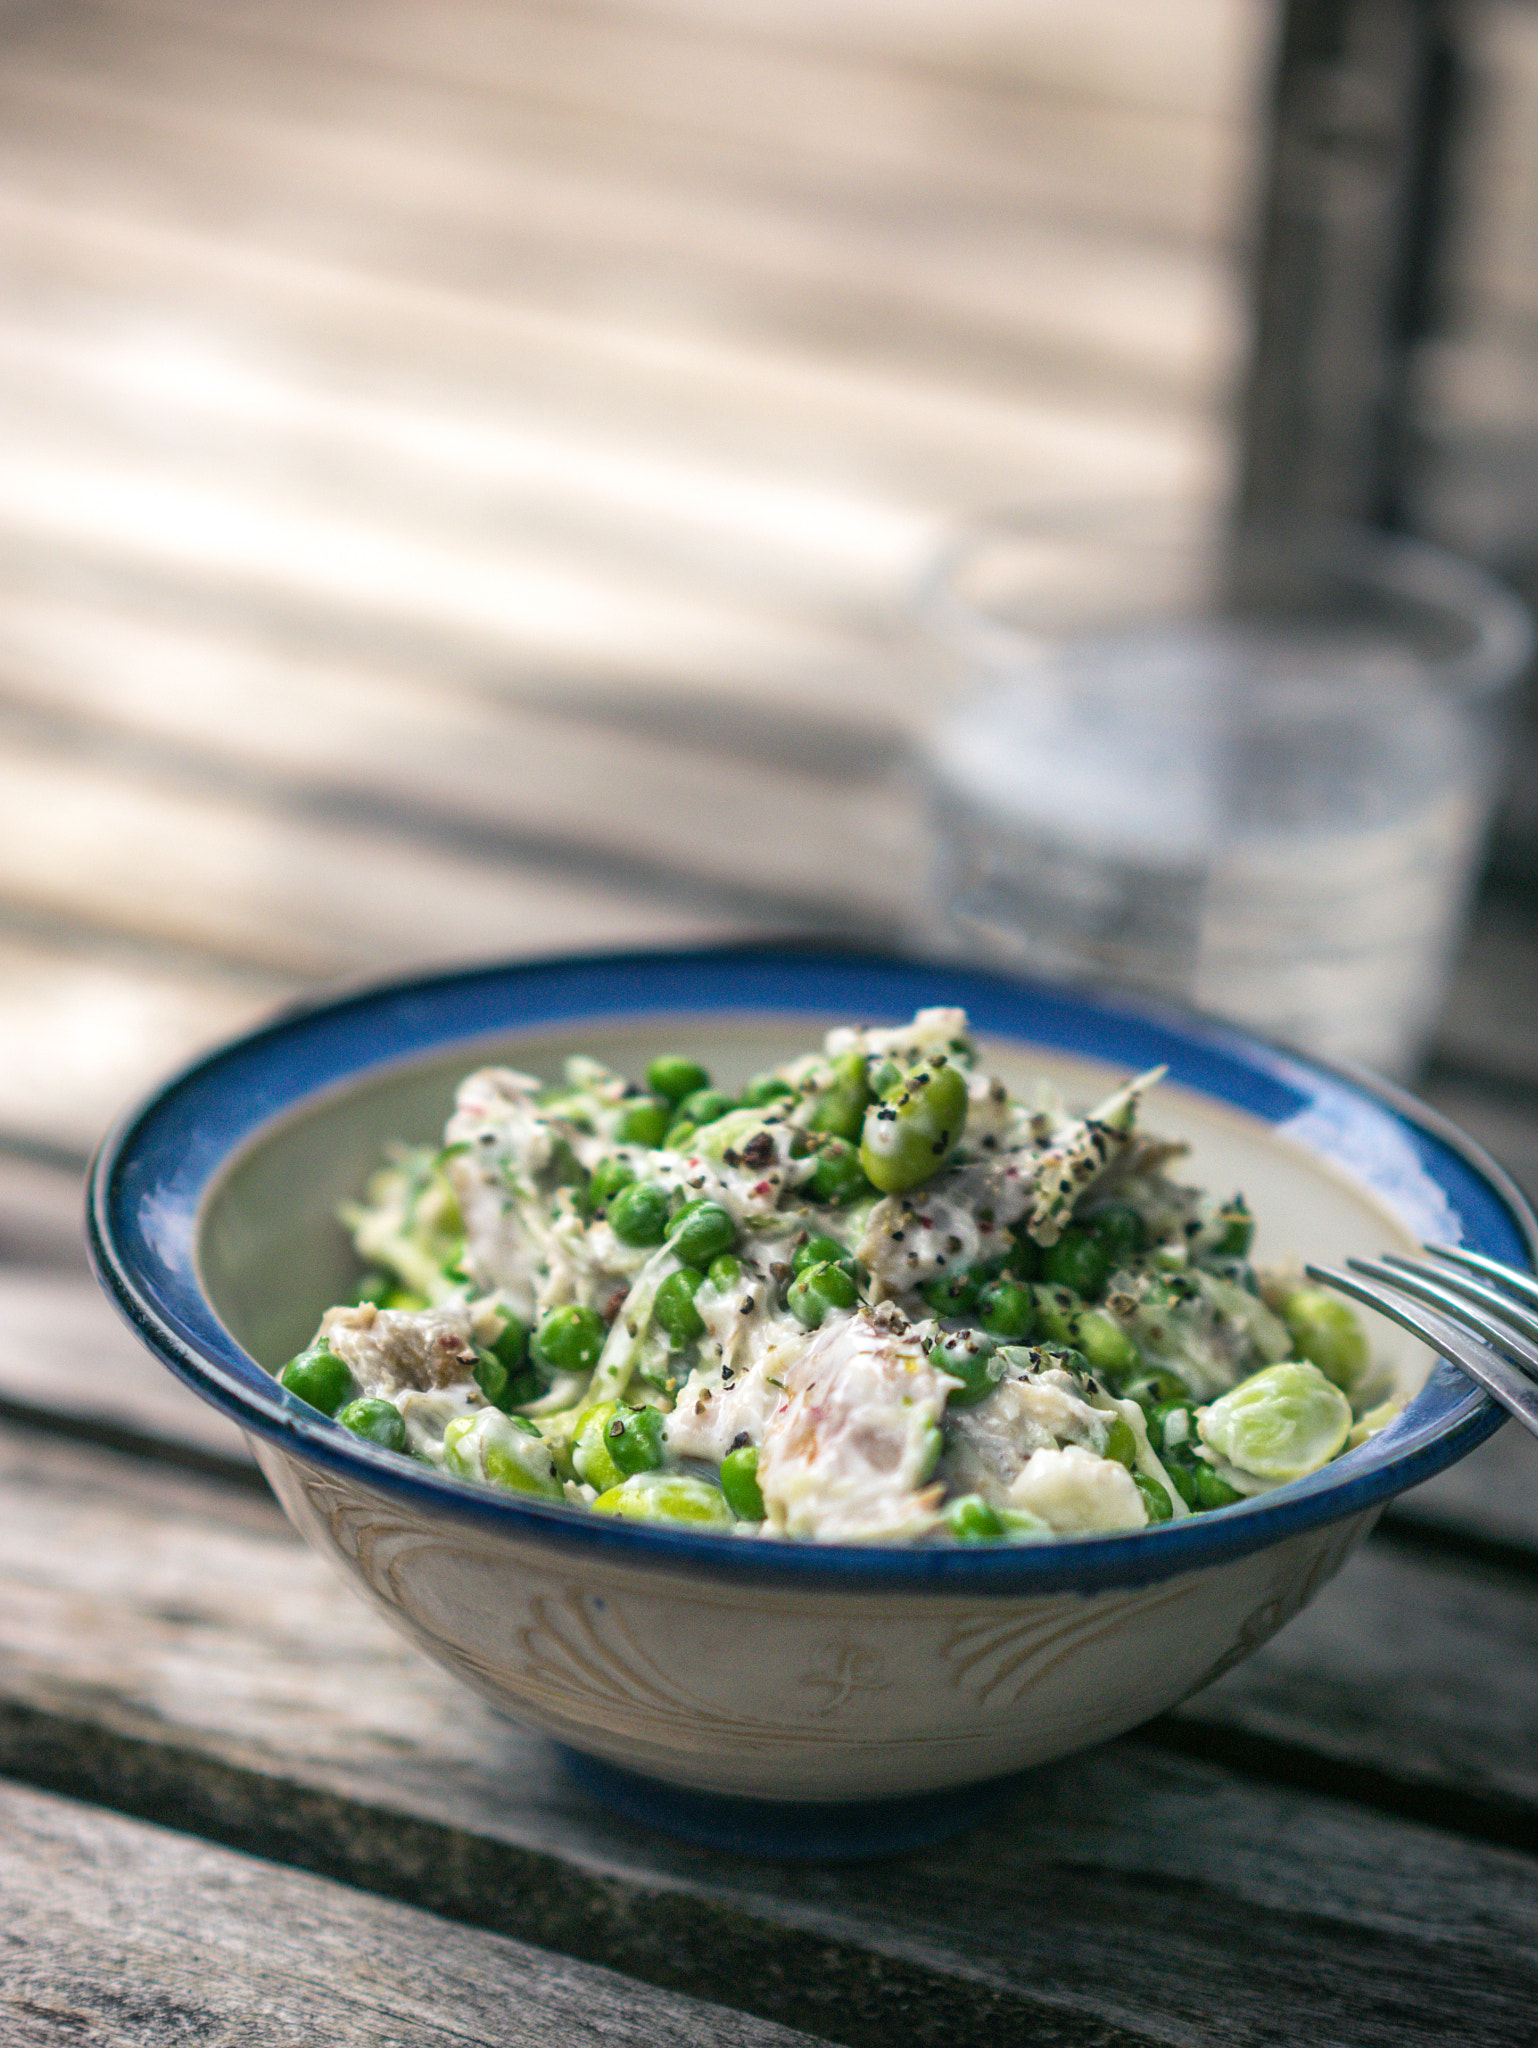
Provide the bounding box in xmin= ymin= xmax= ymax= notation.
xmin=554 ymin=1747 xmax=1005 ymax=1859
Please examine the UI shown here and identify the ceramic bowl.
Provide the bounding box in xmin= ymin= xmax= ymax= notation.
xmin=89 ymin=947 xmax=1535 ymax=1855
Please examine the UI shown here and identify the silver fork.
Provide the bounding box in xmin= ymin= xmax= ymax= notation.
xmin=1305 ymin=1244 xmax=1538 ymax=1442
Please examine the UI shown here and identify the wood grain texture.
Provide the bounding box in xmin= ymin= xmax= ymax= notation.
xmin=1385 ymin=1410 xmax=1538 ymax=1552
xmin=0 ymin=1779 xmax=838 ymax=2048
xmin=0 ymin=1421 xmax=1535 ymax=2046
xmin=0 ymin=1269 xmax=255 ymax=1468
xmin=1173 ymin=1519 xmax=1538 ymax=1838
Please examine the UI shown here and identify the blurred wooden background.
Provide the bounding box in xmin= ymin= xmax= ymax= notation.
xmin=0 ymin=0 xmax=1258 ymax=1153
xmin=0 ymin=0 xmax=1532 ymax=1178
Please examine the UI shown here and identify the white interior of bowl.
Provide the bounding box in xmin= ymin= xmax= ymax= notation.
xmin=199 ymin=1011 xmax=1431 ymax=1399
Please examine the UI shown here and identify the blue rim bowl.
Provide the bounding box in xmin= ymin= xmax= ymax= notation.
xmin=88 ymin=943 xmax=1535 ymax=1598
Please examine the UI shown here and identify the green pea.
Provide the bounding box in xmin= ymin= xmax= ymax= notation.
xmin=531 ymin=1304 xmax=607 ymax=1377
xmin=490 ymin=1310 xmax=530 ymax=1374
xmin=607 ymin=1403 xmax=667 ymax=1478
xmin=936 ymin=1331 xmax=999 ymax=1409
xmin=486 ymin=1313 xmax=542 ymax=1408
xmin=720 ymin=1443 xmax=765 ymax=1520
xmin=654 ymin=1267 xmax=707 ymax=1347
xmin=1004 ymin=1229 xmax=1043 ymax=1282
xmin=976 ymin=1278 xmax=1036 ymax=1341
xmin=1074 ymin=1308 xmax=1140 ymax=1379
xmin=1193 ymin=1463 xmax=1245 ymax=1512
xmin=608 ymin=1181 xmax=670 ymax=1247
xmin=859 ymin=1059 xmax=968 ymax=1195
xmin=592 ymin=1472 xmax=734 ymax=1527
xmin=1212 ymin=1197 xmax=1255 ymax=1258
xmin=806 ymin=1050 xmax=871 ymax=1144
xmin=673 ymin=1087 xmax=737 ymax=1132
xmin=336 ymin=1397 xmax=407 ymax=1451
xmin=1082 ymin=1201 xmax=1146 ymax=1265
xmin=544 ymin=1138 xmax=585 ymax=1193
xmin=572 ymin=1400 xmax=625 ymax=1491
xmin=472 ymin=1348 xmax=511 ymax=1411
xmin=1148 ymin=1400 xmax=1198 ymax=1456
xmin=1042 ymin=1228 xmax=1111 ymax=1300
xmin=663 ymin=1121 xmax=697 ymax=1152
xmin=647 ymin=1055 xmax=711 ymax=1105
xmin=869 ymin=1058 xmax=902 ymax=1098
xmin=1031 ymin=1283 xmax=1083 ymax=1347
xmin=1102 ymin=1413 xmax=1138 ymax=1468
xmin=923 ymin=1269 xmax=981 ymax=1318
xmin=1279 ymin=1286 xmax=1369 ymax=1392
xmin=792 ymin=1233 xmax=851 ymax=1277
xmin=666 ymin=1198 xmax=737 ymax=1266
xmin=802 ymin=1136 xmax=869 ymax=1205
xmin=1163 ymin=1456 xmax=1199 ymax=1509
xmin=706 ymin=1252 xmax=742 ymax=1293
xmin=615 ymin=1097 xmax=671 ymax=1147
xmin=741 ymin=1072 xmax=795 ymax=1107
xmin=1042 ymin=1344 xmax=1091 ymax=1377
xmin=575 ymin=1403 xmax=666 ymax=1489
xmin=917 ymin=1420 xmax=944 ymax=1482
xmin=944 ymin=1494 xmax=1006 ymax=1543
xmin=280 ymin=1344 xmax=354 ymax=1417
xmin=788 ymin=1260 xmax=859 ymax=1328
xmin=1135 ymin=1473 xmax=1175 ymax=1523
xmin=1127 ymin=1368 xmax=1190 ymax=1411
xmin=583 ymin=1156 xmax=637 ymax=1218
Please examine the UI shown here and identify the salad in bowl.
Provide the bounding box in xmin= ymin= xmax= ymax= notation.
xmin=282 ymin=1005 xmax=1388 ymax=1545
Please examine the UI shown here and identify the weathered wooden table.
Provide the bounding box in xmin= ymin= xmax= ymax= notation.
xmin=2 ymin=4 xmax=1537 ymax=2041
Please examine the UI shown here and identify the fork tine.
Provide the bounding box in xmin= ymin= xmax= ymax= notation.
xmin=1421 ymin=1242 xmax=1538 ymax=1314
xmin=1346 ymin=1257 xmax=1538 ymax=1380
xmin=1305 ymin=1264 xmax=1538 ymax=1442
xmin=1383 ymin=1252 xmax=1538 ymax=1338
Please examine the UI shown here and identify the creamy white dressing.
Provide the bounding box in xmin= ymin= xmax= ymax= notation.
xmin=754 ymin=1306 xmax=952 ymax=1542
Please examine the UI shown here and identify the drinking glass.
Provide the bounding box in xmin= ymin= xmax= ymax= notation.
xmin=915 ymin=508 xmax=1533 ymax=1077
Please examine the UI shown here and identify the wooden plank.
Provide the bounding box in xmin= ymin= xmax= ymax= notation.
xmin=1 ymin=1423 xmax=1537 ymax=2045
xmin=1448 ymin=1 xmax=1538 ymax=330
xmin=0 ymin=568 xmax=909 ymax=775
xmin=1385 ymin=1415 xmax=1538 ymax=1552
xmin=0 ymin=1269 xmax=255 ymax=1468
xmin=0 ymin=936 xmax=295 ymax=1157
xmin=0 ymin=1780 xmax=836 ymax=2048
xmin=11 ymin=0 xmax=1254 ymax=246
xmin=0 ymin=210 xmax=1209 ymax=680
xmin=0 ymin=34 xmax=1237 ymax=409
xmin=0 ymin=740 xmax=752 ymax=982
xmin=0 ymin=1151 xmax=94 ymax=1269
xmin=0 ymin=182 xmax=1207 ymax=557
xmin=0 ymin=606 xmax=924 ymax=931
xmin=135 ymin=0 xmax=1257 ymax=130
xmin=1175 ymin=1513 xmax=1538 ymax=1831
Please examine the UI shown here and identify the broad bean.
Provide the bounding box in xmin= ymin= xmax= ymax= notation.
xmin=858 ymin=1059 xmax=968 ymax=1195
